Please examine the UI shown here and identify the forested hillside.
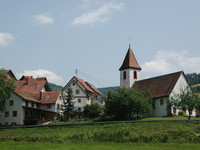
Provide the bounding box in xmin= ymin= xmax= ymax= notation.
xmin=186 ymin=73 xmax=200 ymax=85
xmin=49 ymin=83 xmax=63 ymax=91
xmin=98 ymin=86 xmax=119 ymax=96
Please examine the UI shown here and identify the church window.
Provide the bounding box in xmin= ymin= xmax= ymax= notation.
xmin=173 ymin=107 xmax=176 ymax=114
xmin=123 ymin=71 xmax=126 ymax=79
xmin=152 ymin=101 xmax=155 ymax=109
xmin=134 ymin=71 xmax=137 ymax=79
xmin=160 ymin=99 xmax=164 ymax=105
xmin=76 ymin=90 xmax=80 ymax=94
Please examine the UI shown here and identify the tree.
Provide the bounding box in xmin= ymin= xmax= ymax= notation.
xmin=62 ymin=88 xmax=74 ymax=120
xmin=104 ymin=88 xmax=152 ymax=120
xmin=0 ymin=70 xmax=15 ymax=113
xmin=84 ymin=104 xmax=101 ymax=118
xmin=171 ymin=86 xmax=200 ymax=120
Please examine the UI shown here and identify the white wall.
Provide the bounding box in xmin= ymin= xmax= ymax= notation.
xmin=62 ymin=77 xmax=92 ymax=112
xmin=120 ymin=69 xmax=141 ymax=88
xmin=151 ymin=97 xmax=168 ymax=117
xmin=169 ymin=73 xmax=196 ymax=117
xmin=0 ymin=92 xmax=24 ymax=125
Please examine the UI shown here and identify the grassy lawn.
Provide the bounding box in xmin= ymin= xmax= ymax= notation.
xmin=1 ymin=142 xmax=200 ymax=150
xmin=1 ymin=121 xmax=200 ymax=143
xmin=141 ymin=116 xmax=200 ymax=121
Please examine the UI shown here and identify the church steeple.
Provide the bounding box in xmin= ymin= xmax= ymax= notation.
xmin=119 ymin=45 xmax=141 ymax=71
xmin=119 ymin=45 xmax=141 ymax=88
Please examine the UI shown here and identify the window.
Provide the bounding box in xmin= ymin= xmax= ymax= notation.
xmin=61 ymin=105 xmax=63 ymax=110
xmin=76 ymin=90 xmax=80 ymax=94
xmin=57 ymin=104 xmax=60 ymax=109
xmin=13 ymin=111 xmax=17 ymax=117
xmin=5 ymin=122 xmax=8 ymax=125
xmin=59 ymin=96 xmax=62 ymax=100
xmin=36 ymin=103 xmax=40 ymax=109
xmin=160 ymin=99 xmax=164 ymax=105
xmin=17 ymin=83 xmax=21 ymax=86
xmin=78 ymin=107 xmax=81 ymax=111
xmin=152 ymin=101 xmax=155 ymax=110
xmin=31 ymin=82 xmax=35 ymax=86
xmin=46 ymin=104 xmax=51 ymax=109
xmin=73 ymin=82 xmax=75 ymax=86
xmin=4 ymin=111 xmax=9 ymax=117
xmin=46 ymin=95 xmax=49 ymax=99
xmin=0 ymin=123 xmax=2 ymax=126
xmin=173 ymin=107 xmax=176 ymax=114
xmin=26 ymin=101 xmax=28 ymax=107
xmin=9 ymin=100 xmax=14 ymax=106
xmin=78 ymin=99 xmax=81 ymax=103
xmin=11 ymin=122 xmax=16 ymax=126
xmin=31 ymin=102 xmax=34 ymax=108
xmin=134 ymin=71 xmax=137 ymax=79
xmin=123 ymin=71 xmax=126 ymax=79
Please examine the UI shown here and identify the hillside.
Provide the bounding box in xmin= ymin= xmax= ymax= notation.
xmin=49 ymin=83 xmax=63 ymax=91
xmin=98 ymin=86 xmax=119 ymax=96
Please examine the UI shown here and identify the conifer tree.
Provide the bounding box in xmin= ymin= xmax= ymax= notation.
xmin=62 ymin=88 xmax=74 ymax=120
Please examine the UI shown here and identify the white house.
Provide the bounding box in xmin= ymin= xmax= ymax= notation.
xmin=119 ymin=46 xmax=195 ymax=117
xmin=0 ymin=71 xmax=64 ymax=126
xmin=62 ymin=76 xmax=102 ymax=112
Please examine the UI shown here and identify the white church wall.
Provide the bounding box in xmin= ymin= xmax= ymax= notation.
xmin=151 ymin=97 xmax=168 ymax=117
xmin=170 ymin=73 xmax=196 ymax=117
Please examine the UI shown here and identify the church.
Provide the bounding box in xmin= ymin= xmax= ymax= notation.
xmin=119 ymin=45 xmax=196 ymax=117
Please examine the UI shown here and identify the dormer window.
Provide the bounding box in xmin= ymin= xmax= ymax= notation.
xmin=17 ymin=83 xmax=21 ymax=86
xmin=134 ymin=71 xmax=137 ymax=79
xmin=123 ymin=71 xmax=126 ymax=80
xmin=31 ymin=83 xmax=35 ymax=86
xmin=46 ymin=95 xmax=49 ymax=99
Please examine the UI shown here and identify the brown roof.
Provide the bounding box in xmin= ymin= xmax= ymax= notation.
xmin=75 ymin=77 xmax=95 ymax=93
xmin=85 ymin=82 xmax=102 ymax=95
xmin=119 ymin=46 xmax=141 ymax=71
xmin=6 ymin=70 xmax=17 ymax=80
xmin=40 ymin=91 xmax=61 ymax=104
xmin=132 ymin=71 xmax=183 ymax=99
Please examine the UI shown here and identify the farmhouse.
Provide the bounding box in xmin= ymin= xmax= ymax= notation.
xmin=0 ymin=70 xmax=63 ymax=125
xmin=119 ymin=46 xmax=195 ymax=117
xmin=62 ymin=76 xmax=102 ymax=112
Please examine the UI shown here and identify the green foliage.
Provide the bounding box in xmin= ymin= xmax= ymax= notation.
xmin=105 ymin=88 xmax=152 ymax=120
xmin=0 ymin=70 xmax=15 ymax=113
xmin=98 ymin=86 xmax=119 ymax=96
xmin=192 ymin=85 xmax=200 ymax=93
xmin=62 ymin=88 xmax=74 ymax=120
xmin=178 ymin=111 xmax=186 ymax=116
xmin=83 ymin=104 xmax=101 ymax=118
xmin=171 ymin=86 xmax=200 ymax=120
xmin=1 ymin=122 xmax=200 ymax=144
xmin=186 ymin=73 xmax=200 ymax=85
xmin=48 ymin=83 xmax=63 ymax=91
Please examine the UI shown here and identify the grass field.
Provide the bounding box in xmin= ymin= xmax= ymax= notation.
xmin=1 ymin=142 xmax=200 ymax=150
xmin=1 ymin=121 xmax=200 ymax=143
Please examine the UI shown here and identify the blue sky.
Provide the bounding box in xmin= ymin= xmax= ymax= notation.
xmin=0 ymin=0 xmax=200 ymax=87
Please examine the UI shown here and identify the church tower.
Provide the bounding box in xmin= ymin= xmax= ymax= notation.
xmin=119 ymin=45 xmax=142 ymax=88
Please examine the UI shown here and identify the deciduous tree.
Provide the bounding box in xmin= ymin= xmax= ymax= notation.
xmin=0 ymin=70 xmax=15 ymax=113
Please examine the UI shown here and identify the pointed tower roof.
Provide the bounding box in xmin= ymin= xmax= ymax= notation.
xmin=119 ymin=45 xmax=142 ymax=71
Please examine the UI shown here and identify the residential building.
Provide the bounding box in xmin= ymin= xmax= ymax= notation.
xmin=0 ymin=71 xmax=63 ymax=126
xmin=62 ymin=76 xmax=102 ymax=112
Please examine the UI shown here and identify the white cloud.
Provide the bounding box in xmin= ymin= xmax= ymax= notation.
xmin=17 ymin=69 xmax=63 ymax=85
xmin=142 ymin=50 xmax=200 ymax=78
xmin=73 ymin=2 xmax=124 ymax=25
xmin=34 ymin=13 xmax=54 ymax=25
xmin=0 ymin=32 xmax=14 ymax=46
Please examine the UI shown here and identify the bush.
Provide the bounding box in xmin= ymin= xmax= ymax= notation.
xmin=84 ymin=104 xmax=101 ymax=118
xmin=178 ymin=111 xmax=186 ymax=116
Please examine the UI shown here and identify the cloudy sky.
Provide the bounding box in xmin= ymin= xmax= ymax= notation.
xmin=0 ymin=0 xmax=200 ymax=87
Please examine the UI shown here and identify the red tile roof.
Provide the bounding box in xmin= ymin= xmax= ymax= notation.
xmin=40 ymin=91 xmax=61 ymax=104
xmin=132 ymin=71 xmax=183 ymax=99
xmin=119 ymin=46 xmax=141 ymax=71
xmin=85 ymin=82 xmax=102 ymax=95
xmin=75 ymin=77 xmax=95 ymax=93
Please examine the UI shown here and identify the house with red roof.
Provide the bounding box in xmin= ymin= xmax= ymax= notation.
xmin=119 ymin=45 xmax=195 ymax=117
xmin=62 ymin=76 xmax=102 ymax=112
xmin=0 ymin=71 xmax=63 ymax=126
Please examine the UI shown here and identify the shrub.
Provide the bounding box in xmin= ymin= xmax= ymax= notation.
xmin=84 ymin=104 xmax=101 ymax=118
xmin=178 ymin=111 xmax=186 ymax=116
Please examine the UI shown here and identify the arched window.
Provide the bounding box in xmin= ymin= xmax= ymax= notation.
xmin=134 ymin=71 xmax=137 ymax=79
xmin=123 ymin=71 xmax=126 ymax=79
